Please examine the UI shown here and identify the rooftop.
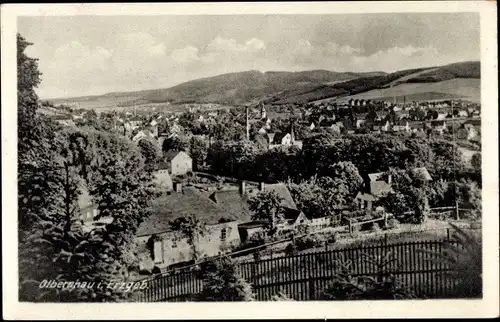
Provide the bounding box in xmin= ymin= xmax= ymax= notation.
xmin=136 ymin=186 xmax=239 ymax=237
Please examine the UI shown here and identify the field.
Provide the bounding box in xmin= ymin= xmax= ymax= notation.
xmin=336 ymin=78 xmax=480 ymax=103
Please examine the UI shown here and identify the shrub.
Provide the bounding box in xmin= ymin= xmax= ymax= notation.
xmin=385 ymin=218 xmax=400 ymax=230
xmin=419 ymin=223 xmax=482 ymax=298
xmin=371 ymin=222 xmax=382 ymax=233
xmin=295 ymin=234 xmax=324 ymax=251
xmin=196 ymin=256 xmax=255 ymax=301
xmin=319 ymin=254 xmax=416 ymax=300
xmin=284 ymin=243 xmax=298 ymax=256
xmin=326 ymin=233 xmax=338 ymax=244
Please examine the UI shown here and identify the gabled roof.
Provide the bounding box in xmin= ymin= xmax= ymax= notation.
xmin=370 ymin=181 xmax=393 ymax=197
xmin=261 ymin=183 xmax=298 ymax=210
xmin=355 ymin=192 xmax=377 ymax=202
xmin=411 ymin=167 xmax=433 ymax=181
xmin=157 ymin=161 xmax=170 ymax=170
xmin=368 ymin=172 xmax=385 ymax=182
xmin=209 ymin=190 xmax=253 ymax=222
xmin=164 ymin=150 xmax=190 ymax=162
xmin=136 ymin=187 xmax=239 ymax=237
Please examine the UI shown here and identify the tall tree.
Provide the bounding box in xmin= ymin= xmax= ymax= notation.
xmin=169 ymin=214 xmax=207 ymax=261
xmin=248 ymin=190 xmax=284 ymax=235
xmin=137 ymin=138 xmax=162 ymax=168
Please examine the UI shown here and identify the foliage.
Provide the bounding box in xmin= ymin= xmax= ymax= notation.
xmin=189 ymin=136 xmax=208 ymax=170
xmin=169 ymin=214 xmax=207 ymax=261
xmin=18 ymin=34 xmax=157 ymax=302
xmin=196 ymin=256 xmax=255 ymax=301
xmin=419 ymin=223 xmax=482 ymax=298
xmin=162 ymin=135 xmax=191 ymax=153
xmin=137 ymin=138 xmax=162 ymax=168
xmin=319 ymin=254 xmax=416 ymax=300
xmin=248 ymin=190 xmax=285 ymax=235
xmin=471 ymin=152 xmax=481 ymax=169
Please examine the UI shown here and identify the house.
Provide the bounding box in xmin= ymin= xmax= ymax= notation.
xmin=373 ymin=120 xmax=391 ymax=132
xmin=354 ymin=172 xmax=393 ymax=212
xmin=392 ymin=119 xmax=410 ymax=132
xmin=462 ymin=123 xmax=479 ymax=141
xmin=78 ymin=185 xmax=113 ymax=233
xmin=129 ymin=116 xmax=143 ymax=129
xmin=153 ymin=162 xmax=173 ymax=191
xmin=164 ymin=150 xmax=193 ymax=176
xmin=132 ymin=129 xmax=155 ymax=143
xmin=309 ymin=122 xmax=316 ymax=131
xmin=258 ymin=127 xmax=267 ymax=135
xmin=431 ymin=120 xmax=447 ymax=135
xmin=270 ymin=131 xmax=294 ymax=147
xmin=356 ymin=119 xmax=366 ymax=129
xmin=135 ymin=185 xmax=244 ymax=266
xmin=235 ymin=182 xmax=303 ymax=242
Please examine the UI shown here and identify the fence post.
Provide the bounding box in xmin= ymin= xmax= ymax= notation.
xmin=384 ymin=233 xmax=388 ymax=247
xmin=446 ymin=228 xmax=450 ymax=242
xmin=325 ymin=241 xmax=328 ymax=252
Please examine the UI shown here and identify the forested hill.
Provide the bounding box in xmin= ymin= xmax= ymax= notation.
xmin=48 ymin=61 xmax=479 ymax=108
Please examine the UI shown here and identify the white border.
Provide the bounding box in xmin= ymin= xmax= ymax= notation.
xmin=2 ymin=1 xmax=498 ymax=319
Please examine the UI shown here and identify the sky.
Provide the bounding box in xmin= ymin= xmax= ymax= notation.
xmin=18 ymin=13 xmax=480 ymax=99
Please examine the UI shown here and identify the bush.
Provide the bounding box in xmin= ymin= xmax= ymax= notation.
xmin=284 ymin=243 xmax=298 ymax=256
xmin=326 ymin=233 xmax=338 ymax=244
xmin=295 ymin=234 xmax=324 ymax=251
xmin=371 ymin=222 xmax=382 ymax=233
xmin=196 ymin=256 xmax=255 ymax=301
xmin=385 ymin=218 xmax=400 ymax=230
xmin=253 ymin=251 xmax=262 ymax=262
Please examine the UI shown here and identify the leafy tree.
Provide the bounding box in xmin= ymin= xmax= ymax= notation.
xmin=17 ymin=34 xmax=158 ymax=302
xmin=196 ymin=256 xmax=254 ymax=301
xmin=137 ymin=138 xmax=162 ymax=168
xmin=248 ymin=190 xmax=285 ymax=235
xmin=324 ymin=161 xmax=363 ymax=195
xmin=471 ymin=152 xmax=481 ymax=169
xmin=169 ymin=214 xmax=207 ymax=261
xmin=162 ymin=134 xmax=190 ymax=153
xmin=189 ymin=136 xmax=208 ymax=170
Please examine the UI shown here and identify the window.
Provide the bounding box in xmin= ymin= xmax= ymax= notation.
xmin=220 ymin=228 xmax=227 ymax=241
xmin=171 ymin=237 xmax=178 ymax=248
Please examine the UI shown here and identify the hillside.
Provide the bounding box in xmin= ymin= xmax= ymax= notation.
xmin=47 ymin=61 xmax=480 ymax=110
xmin=336 ymin=78 xmax=480 ymax=103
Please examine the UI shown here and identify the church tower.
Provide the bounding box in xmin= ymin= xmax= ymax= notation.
xmin=260 ymin=102 xmax=267 ymax=119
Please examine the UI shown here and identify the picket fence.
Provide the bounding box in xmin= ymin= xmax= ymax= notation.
xmin=136 ymin=239 xmax=462 ymax=302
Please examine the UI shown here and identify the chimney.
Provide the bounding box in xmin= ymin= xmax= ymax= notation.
xmin=259 ymin=182 xmax=265 ymax=191
xmin=387 ymin=174 xmax=392 ymax=185
xmin=245 ymin=106 xmax=250 ymax=141
xmin=174 ymin=182 xmax=182 ymax=193
xmin=239 ymin=180 xmax=246 ymax=195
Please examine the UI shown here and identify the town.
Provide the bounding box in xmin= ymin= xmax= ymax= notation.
xmin=16 ymin=12 xmax=483 ymax=304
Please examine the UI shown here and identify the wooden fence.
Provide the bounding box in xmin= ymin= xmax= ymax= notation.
xmin=136 ymin=239 xmax=462 ymax=302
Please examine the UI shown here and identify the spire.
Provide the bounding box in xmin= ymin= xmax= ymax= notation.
xmin=261 ymin=102 xmax=266 ymax=119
